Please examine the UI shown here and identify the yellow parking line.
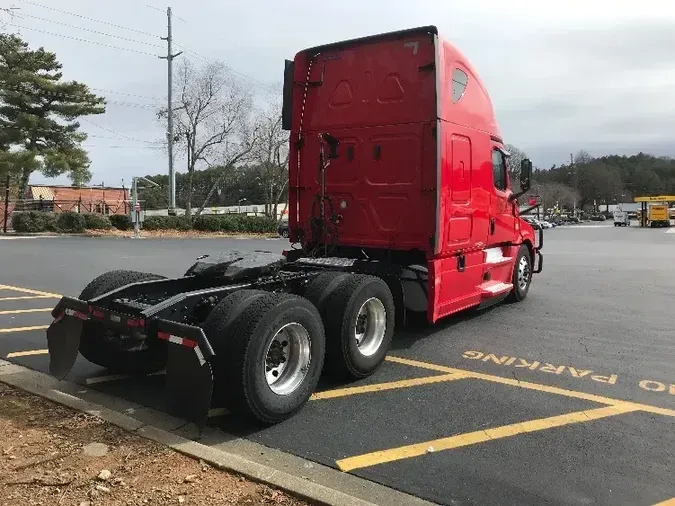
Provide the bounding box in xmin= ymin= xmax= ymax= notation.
xmin=310 ymin=373 xmax=466 ymax=401
xmin=0 ymin=295 xmax=56 ymax=301
xmin=386 ymin=356 xmax=675 ymax=418
xmin=336 ymin=403 xmax=639 ymax=472
xmin=7 ymin=349 xmax=49 ymax=358
xmin=0 ymin=308 xmax=52 ymax=315
xmin=0 ymin=284 xmax=61 ymax=298
xmin=653 ymin=497 xmax=675 ymax=506
xmin=0 ymin=325 xmax=49 ymax=334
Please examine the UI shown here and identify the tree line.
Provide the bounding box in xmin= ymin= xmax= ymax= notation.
xmin=507 ymin=146 xmax=675 ymax=212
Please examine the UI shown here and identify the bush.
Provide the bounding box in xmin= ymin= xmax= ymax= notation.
xmin=141 ymin=215 xmax=192 ymax=231
xmin=11 ymin=211 xmax=56 ymax=233
xmin=109 ymin=214 xmax=132 ymax=230
xmin=192 ymin=214 xmax=276 ymax=233
xmin=82 ymin=213 xmax=112 ymax=230
xmin=55 ymin=211 xmax=86 ymax=233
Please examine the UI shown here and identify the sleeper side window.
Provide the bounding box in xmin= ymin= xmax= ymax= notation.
xmin=492 ymin=149 xmax=507 ymax=191
xmin=452 ymin=68 xmax=468 ymax=103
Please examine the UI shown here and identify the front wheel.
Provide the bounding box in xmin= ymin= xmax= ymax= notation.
xmin=507 ymin=245 xmax=532 ymax=303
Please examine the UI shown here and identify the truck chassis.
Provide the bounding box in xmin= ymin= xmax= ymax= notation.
xmin=46 ymin=251 xmax=420 ymax=429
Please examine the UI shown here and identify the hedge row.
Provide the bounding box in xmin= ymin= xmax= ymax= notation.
xmin=11 ymin=211 xmax=277 ymax=234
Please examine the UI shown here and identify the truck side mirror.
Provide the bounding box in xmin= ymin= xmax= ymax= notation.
xmin=281 ymin=59 xmax=294 ymax=131
xmin=520 ymin=159 xmax=532 ymax=192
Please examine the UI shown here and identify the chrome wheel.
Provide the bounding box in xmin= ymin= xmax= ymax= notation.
xmin=264 ymin=322 xmax=311 ymax=396
xmin=354 ymin=297 xmax=387 ymax=357
xmin=517 ymin=255 xmax=531 ymax=291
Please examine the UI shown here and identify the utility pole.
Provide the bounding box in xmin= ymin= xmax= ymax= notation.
xmin=159 ymin=6 xmax=182 ymax=216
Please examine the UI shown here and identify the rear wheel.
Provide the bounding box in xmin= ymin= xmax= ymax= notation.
xmin=213 ymin=292 xmax=325 ymax=424
xmin=78 ymin=270 xmax=167 ymax=374
xmin=306 ymin=273 xmax=395 ymax=380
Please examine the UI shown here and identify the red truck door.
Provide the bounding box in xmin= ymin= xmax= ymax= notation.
xmin=488 ymin=147 xmax=515 ymax=245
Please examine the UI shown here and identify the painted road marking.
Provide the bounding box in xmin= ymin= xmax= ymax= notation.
xmin=463 ymin=350 xmax=618 ymax=385
xmin=0 ymin=325 xmax=49 ymax=334
xmin=386 ymin=356 xmax=675 ymax=418
xmin=336 ymin=403 xmax=639 ymax=471
xmin=310 ymin=373 xmax=467 ymax=401
xmin=0 ymin=295 xmax=56 ymax=301
xmin=6 ymin=349 xmax=49 ymax=358
xmin=0 ymin=308 xmax=53 ymax=315
xmin=654 ymin=497 xmax=675 ymax=505
xmin=0 ymin=284 xmax=61 ymax=298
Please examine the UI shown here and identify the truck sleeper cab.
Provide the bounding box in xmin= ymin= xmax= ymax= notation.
xmin=44 ymin=26 xmax=542 ymax=430
xmin=283 ymin=25 xmax=542 ymax=322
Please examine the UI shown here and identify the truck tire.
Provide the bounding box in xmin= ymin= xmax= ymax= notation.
xmin=303 ymin=271 xmax=352 ymax=308
xmin=313 ymin=274 xmax=395 ymax=380
xmin=507 ymin=245 xmax=532 ymax=303
xmin=215 ymin=292 xmax=325 ymax=424
xmin=201 ymin=289 xmax=270 ymax=405
xmin=78 ymin=270 xmax=167 ymax=375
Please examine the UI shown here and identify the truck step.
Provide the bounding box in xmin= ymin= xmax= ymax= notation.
xmin=484 ymin=247 xmax=513 ymax=266
xmin=294 ymin=257 xmax=356 ymax=267
xmin=480 ymin=280 xmax=513 ymax=297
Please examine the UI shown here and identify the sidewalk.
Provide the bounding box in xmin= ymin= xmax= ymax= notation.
xmin=0 ymin=382 xmax=309 ymax=506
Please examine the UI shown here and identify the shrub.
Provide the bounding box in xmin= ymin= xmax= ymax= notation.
xmin=11 ymin=211 xmax=56 ymax=233
xmin=240 ymin=216 xmax=276 ymax=233
xmin=82 ymin=213 xmax=112 ymax=230
xmin=141 ymin=215 xmax=192 ymax=231
xmin=55 ymin=211 xmax=86 ymax=233
xmin=109 ymin=214 xmax=132 ymax=230
xmin=192 ymin=214 xmax=276 ymax=233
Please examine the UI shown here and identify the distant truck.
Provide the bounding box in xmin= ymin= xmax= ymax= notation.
xmin=613 ymin=207 xmax=629 ymax=227
xmin=648 ymin=203 xmax=670 ymax=228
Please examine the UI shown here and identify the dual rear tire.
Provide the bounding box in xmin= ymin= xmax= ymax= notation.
xmin=202 ymin=272 xmax=395 ymax=424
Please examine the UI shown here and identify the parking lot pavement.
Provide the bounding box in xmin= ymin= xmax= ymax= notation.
xmin=1 ymin=228 xmax=675 ymax=506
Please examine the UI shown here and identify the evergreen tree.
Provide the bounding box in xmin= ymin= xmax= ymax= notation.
xmin=0 ymin=33 xmax=105 ymax=194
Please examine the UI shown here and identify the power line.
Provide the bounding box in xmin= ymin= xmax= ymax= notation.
xmin=17 ymin=12 xmax=163 ymax=48
xmin=82 ymin=144 xmax=160 ymax=149
xmin=80 ymin=118 xmax=160 ymax=145
xmin=89 ymin=88 xmax=161 ymax=101
xmin=0 ymin=82 xmax=161 ymax=109
xmin=13 ymin=25 xmax=158 ymax=57
xmin=174 ymin=43 xmax=279 ymax=95
xmin=17 ymin=0 xmax=160 ymax=38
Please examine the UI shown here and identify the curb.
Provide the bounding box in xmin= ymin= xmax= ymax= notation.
xmin=0 ymin=360 xmax=437 ymax=506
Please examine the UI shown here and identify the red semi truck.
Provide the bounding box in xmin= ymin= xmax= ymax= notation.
xmin=45 ymin=26 xmax=542 ymax=428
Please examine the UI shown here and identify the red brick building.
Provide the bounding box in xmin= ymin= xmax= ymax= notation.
xmin=24 ymin=185 xmax=130 ymax=215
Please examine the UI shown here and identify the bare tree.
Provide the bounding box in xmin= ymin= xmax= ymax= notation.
xmin=251 ymin=103 xmax=289 ymax=223
xmin=157 ymin=59 xmax=254 ymax=217
xmin=573 ymin=149 xmax=593 ymax=165
xmin=504 ymin=144 xmax=528 ymax=182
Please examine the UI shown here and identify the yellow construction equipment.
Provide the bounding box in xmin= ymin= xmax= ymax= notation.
xmin=634 ymin=196 xmax=675 ymax=227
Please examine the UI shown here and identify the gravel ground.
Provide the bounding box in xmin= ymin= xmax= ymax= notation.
xmin=0 ymin=383 xmax=310 ymax=506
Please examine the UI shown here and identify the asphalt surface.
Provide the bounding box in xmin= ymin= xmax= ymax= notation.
xmin=1 ymin=225 xmax=674 ymax=506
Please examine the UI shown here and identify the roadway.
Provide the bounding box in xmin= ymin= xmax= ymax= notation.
xmin=1 ymin=224 xmax=674 ymax=506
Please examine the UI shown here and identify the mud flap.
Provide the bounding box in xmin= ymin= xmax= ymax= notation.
xmin=46 ymin=316 xmax=83 ymax=379
xmin=165 ymin=343 xmax=214 ymax=433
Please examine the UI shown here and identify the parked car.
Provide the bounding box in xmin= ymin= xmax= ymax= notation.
xmin=277 ymin=220 xmax=289 ymax=238
xmin=522 ymin=216 xmax=542 ymax=230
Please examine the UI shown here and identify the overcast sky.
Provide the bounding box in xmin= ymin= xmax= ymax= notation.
xmin=5 ymin=0 xmax=675 ymax=186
